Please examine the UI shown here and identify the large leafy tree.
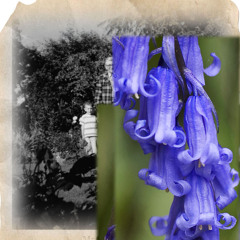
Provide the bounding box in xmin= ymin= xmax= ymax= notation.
xmin=13 ymin=29 xmax=111 ymax=135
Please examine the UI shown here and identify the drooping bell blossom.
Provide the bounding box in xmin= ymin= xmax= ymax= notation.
xmin=211 ymin=163 xmax=239 ymax=210
xmin=176 ymin=170 xmax=236 ymax=234
xmin=161 ymin=36 xmax=221 ymax=88
xmin=149 ymin=196 xmax=221 ymax=240
xmin=112 ymin=36 xmax=150 ymax=109
xmin=138 ymin=144 xmax=191 ymax=197
xmin=123 ymin=66 xmax=186 ymax=150
xmin=153 ymin=67 xmax=183 ymax=146
xmin=176 ymin=170 xmax=217 ymax=232
xmin=149 ymin=170 xmax=236 ymax=239
xmin=122 ymin=66 xmax=163 ymax=150
xmin=177 ymin=95 xmax=216 ymax=167
xmin=161 ymin=36 xmax=221 ymax=129
xmin=161 ymin=37 xmax=187 ymax=99
xmin=177 ymin=36 xmax=221 ymax=87
xmin=178 ymin=95 xmax=233 ymax=180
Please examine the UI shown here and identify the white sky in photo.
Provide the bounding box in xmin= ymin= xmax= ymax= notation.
xmin=0 ymin=0 xmax=132 ymax=48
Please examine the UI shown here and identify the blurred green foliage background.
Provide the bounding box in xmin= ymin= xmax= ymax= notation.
xmin=98 ymin=37 xmax=239 ymax=240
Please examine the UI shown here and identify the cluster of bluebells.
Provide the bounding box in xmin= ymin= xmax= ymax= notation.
xmin=112 ymin=36 xmax=239 ymax=240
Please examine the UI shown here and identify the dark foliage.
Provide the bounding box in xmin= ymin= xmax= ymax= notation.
xmin=63 ymin=155 xmax=96 ymax=189
xmin=70 ymin=154 xmax=96 ymax=176
xmin=13 ymin=147 xmax=96 ymax=229
xmin=13 ymin=28 xmax=111 ymax=135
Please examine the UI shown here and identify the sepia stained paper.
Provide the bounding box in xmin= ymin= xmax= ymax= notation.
xmin=0 ymin=0 xmax=239 ymax=239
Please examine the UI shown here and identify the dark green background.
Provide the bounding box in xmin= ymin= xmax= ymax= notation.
xmin=98 ymin=38 xmax=239 ymax=240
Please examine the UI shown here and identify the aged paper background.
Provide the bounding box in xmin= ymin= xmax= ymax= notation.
xmin=0 ymin=0 xmax=239 ymax=239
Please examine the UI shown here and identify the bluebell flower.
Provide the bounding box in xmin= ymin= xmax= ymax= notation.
xmin=161 ymin=36 xmax=221 ymax=129
xmin=138 ymin=144 xmax=191 ymax=197
xmin=177 ymin=36 xmax=221 ymax=87
xmin=152 ymin=67 xmax=183 ymax=146
xmin=211 ymin=163 xmax=239 ymax=210
xmin=122 ymin=67 xmax=160 ymax=146
xmin=178 ymin=95 xmax=219 ymax=167
xmin=161 ymin=36 xmax=187 ymax=97
xmin=123 ymin=66 xmax=186 ymax=150
xmin=162 ymin=36 xmax=221 ymax=88
xmin=176 ymin=170 xmax=236 ymax=233
xmin=149 ymin=197 xmax=221 ymax=240
xmin=178 ymin=95 xmax=233 ymax=175
xmin=112 ymin=36 xmax=150 ymax=109
xmin=149 ymin=170 xmax=237 ymax=239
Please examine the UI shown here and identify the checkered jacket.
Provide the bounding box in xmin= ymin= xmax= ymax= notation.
xmin=95 ymin=72 xmax=113 ymax=105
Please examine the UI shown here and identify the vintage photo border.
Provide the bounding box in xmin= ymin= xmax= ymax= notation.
xmin=0 ymin=0 xmax=239 ymax=239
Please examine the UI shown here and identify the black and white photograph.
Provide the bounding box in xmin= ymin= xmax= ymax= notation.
xmin=12 ymin=25 xmax=112 ymax=229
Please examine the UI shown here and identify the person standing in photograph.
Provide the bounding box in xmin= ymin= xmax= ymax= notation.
xmin=95 ymin=56 xmax=113 ymax=105
xmin=79 ymin=102 xmax=97 ymax=155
